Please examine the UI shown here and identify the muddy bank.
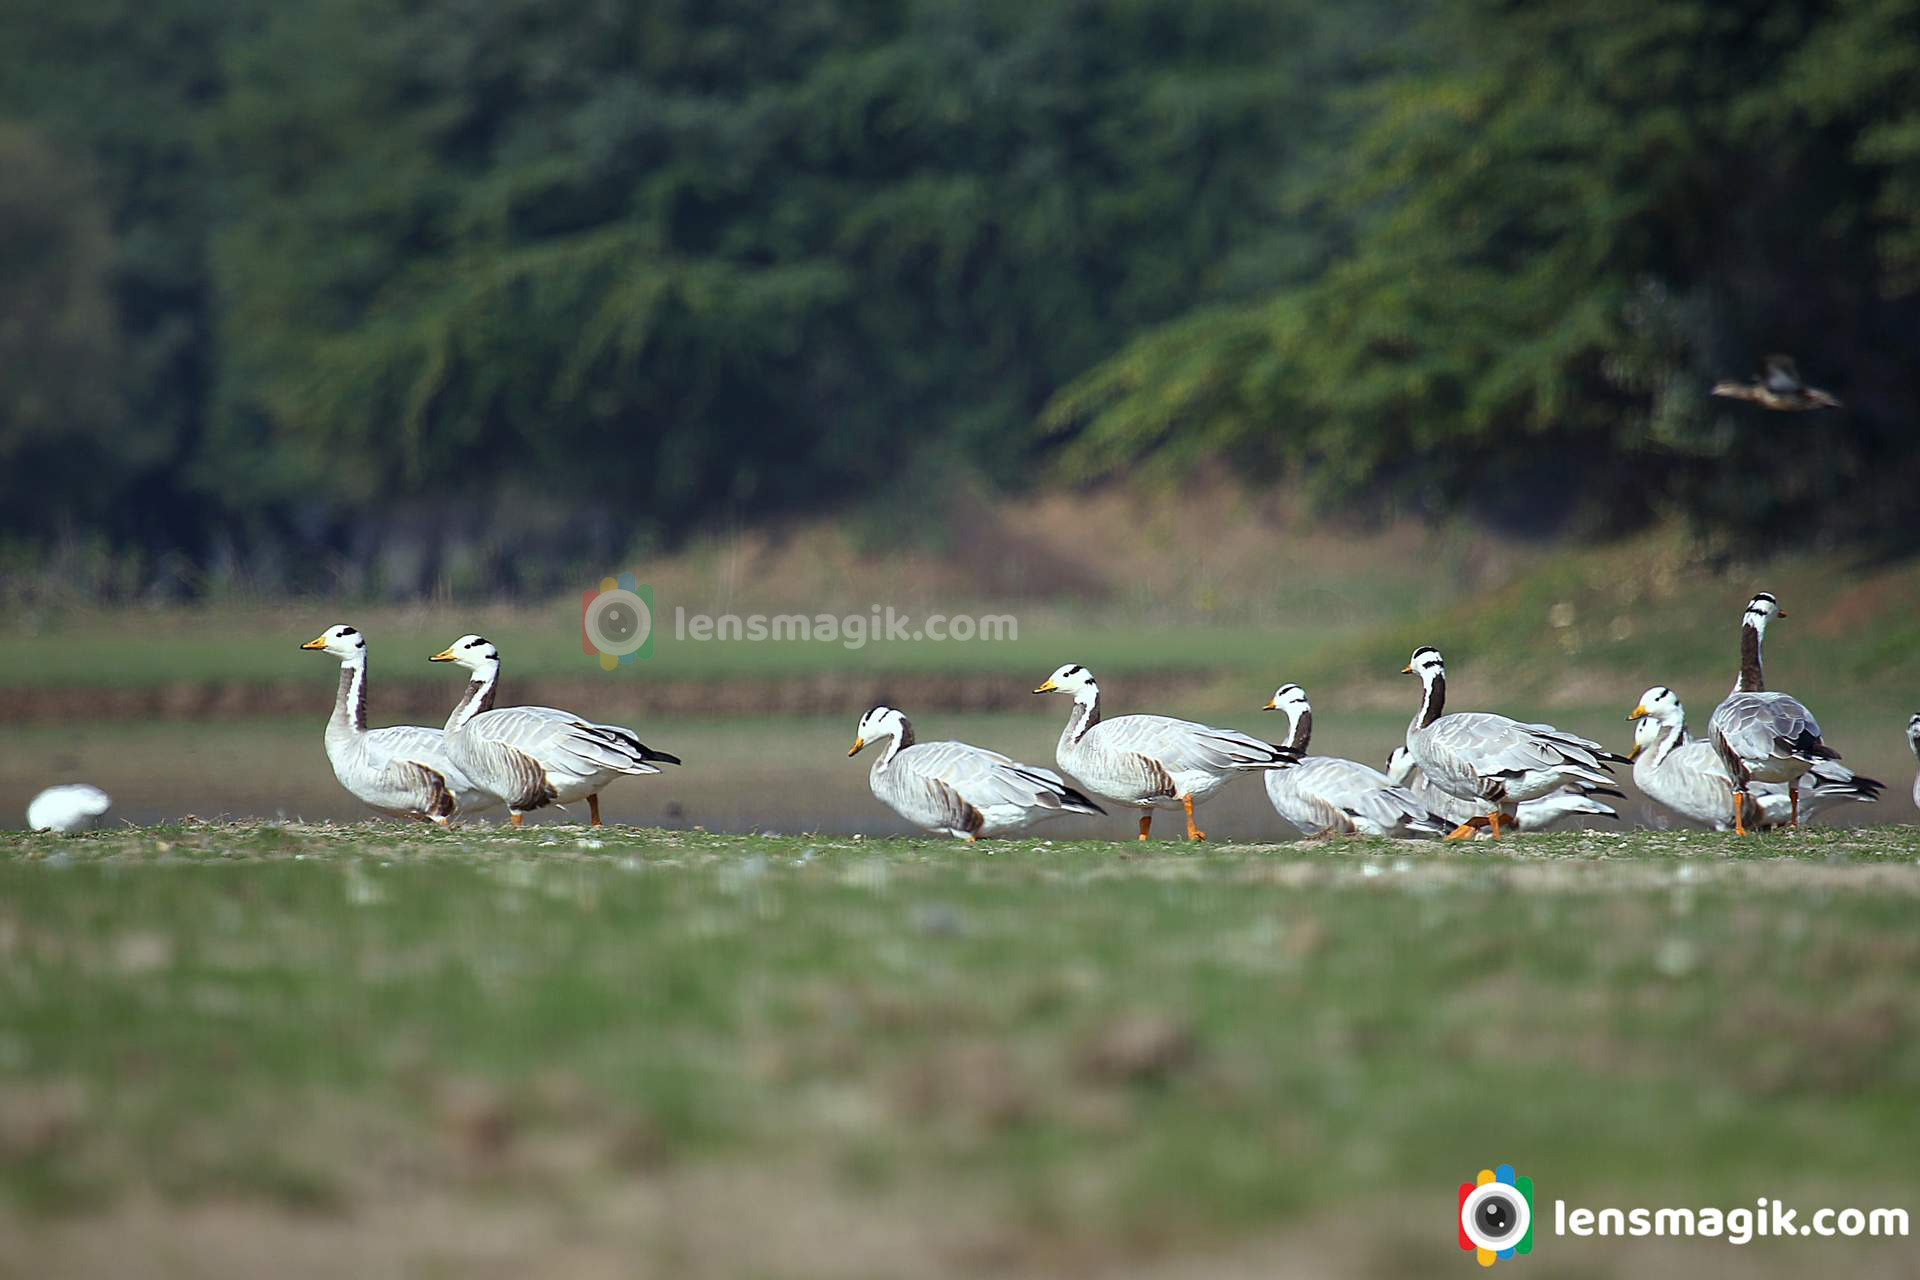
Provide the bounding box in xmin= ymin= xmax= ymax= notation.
xmin=0 ymin=671 xmax=1222 ymax=725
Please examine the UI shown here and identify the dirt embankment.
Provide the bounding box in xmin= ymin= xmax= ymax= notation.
xmin=0 ymin=672 xmax=1223 ymax=726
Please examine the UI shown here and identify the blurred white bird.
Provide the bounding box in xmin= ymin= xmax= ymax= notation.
xmin=27 ymin=784 xmax=112 ymax=833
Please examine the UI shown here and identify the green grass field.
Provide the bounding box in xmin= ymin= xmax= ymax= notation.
xmin=4 ymin=822 xmax=1918 ymax=1277
xmin=5 ymin=529 xmax=1918 ymax=1275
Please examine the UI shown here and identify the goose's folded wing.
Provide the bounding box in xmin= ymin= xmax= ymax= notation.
xmin=1268 ymin=770 xmax=1352 ymax=832
xmin=471 ymin=707 xmax=664 ymax=777
xmin=1436 ymin=713 xmax=1611 ymax=779
xmin=903 ymin=742 xmax=1103 ymax=815
xmin=1712 ymin=694 xmax=1832 ymax=758
xmin=878 ymin=753 xmax=983 ymax=833
xmin=1101 ymin=715 xmax=1292 ymax=774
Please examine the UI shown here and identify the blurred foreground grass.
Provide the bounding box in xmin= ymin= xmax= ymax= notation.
xmin=3 ymin=823 xmax=1918 ymax=1277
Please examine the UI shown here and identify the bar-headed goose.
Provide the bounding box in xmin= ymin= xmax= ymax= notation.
xmin=1631 ymin=685 xmax=1879 ymax=831
xmin=1383 ymin=748 xmax=1619 ymax=833
xmin=1710 ymin=355 xmax=1841 ymax=411
xmin=847 ymin=706 xmax=1103 ymax=839
xmin=1260 ymin=684 xmax=1445 ymax=838
xmin=302 ymin=624 xmax=492 ymax=822
xmin=1706 ymin=594 xmax=1841 ymax=834
xmin=430 ymin=634 xmax=680 ymax=826
xmin=1401 ymin=647 xmax=1624 ymax=839
xmin=1034 ymin=664 xmax=1296 ymax=841
xmin=1910 ymin=713 xmax=1920 ymax=812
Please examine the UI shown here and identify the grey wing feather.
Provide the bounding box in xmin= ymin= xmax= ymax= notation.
xmin=1293 ymin=758 xmax=1445 ymax=834
xmin=469 ymin=706 xmax=667 ymax=778
xmin=903 ymin=742 xmax=1103 ymax=817
xmin=1709 ymin=693 xmax=1836 ymax=776
xmin=1098 ymin=714 xmax=1293 ymax=774
xmin=364 ymin=724 xmax=495 ymax=813
xmin=1421 ymin=713 xmax=1614 ymax=798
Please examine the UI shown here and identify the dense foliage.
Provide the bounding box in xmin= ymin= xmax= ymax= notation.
xmin=2 ymin=0 xmax=1916 ymax=592
xmin=1047 ymin=0 xmax=1920 ymax=539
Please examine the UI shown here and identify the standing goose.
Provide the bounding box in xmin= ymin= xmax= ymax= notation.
xmin=1906 ymin=713 xmax=1920 ymax=812
xmin=1710 ymin=355 xmax=1841 ymax=411
xmin=301 ymin=624 xmax=493 ymax=822
xmin=1630 ymin=686 xmax=1880 ymax=830
xmin=1034 ymin=664 xmax=1296 ymax=841
xmin=430 ymin=634 xmax=680 ymax=826
xmin=1260 ymin=684 xmax=1446 ymax=838
xmin=847 ymin=706 xmax=1103 ymax=839
xmin=1384 ymin=748 xmax=1620 ymax=833
xmin=1401 ymin=647 xmax=1625 ymax=839
xmin=1706 ymin=594 xmax=1839 ymax=835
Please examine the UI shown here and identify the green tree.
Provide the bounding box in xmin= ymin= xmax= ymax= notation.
xmin=1047 ymin=0 xmax=1920 ymax=540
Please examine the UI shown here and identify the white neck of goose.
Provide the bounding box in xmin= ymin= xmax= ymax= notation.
xmin=445 ymin=658 xmax=500 ymax=732
xmin=1909 ymin=718 xmax=1920 ymax=759
xmin=1411 ymin=666 xmax=1446 ymax=732
xmin=1735 ymin=610 xmax=1769 ymax=694
xmin=872 ymin=714 xmax=913 ymax=770
xmin=1062 ymin=682 xmax=1102 ymax=747
xmin=331 ymin=649 xmax=369 ymax=735
xmin=1640 ymin=715 xmax=1686 ymax=769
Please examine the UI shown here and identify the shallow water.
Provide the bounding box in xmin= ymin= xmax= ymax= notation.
xmin=4 ymin=706 xmax=1913 ymax=837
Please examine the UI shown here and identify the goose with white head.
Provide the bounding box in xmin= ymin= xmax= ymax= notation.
xmin=1632 ymin=685 xmax=1879 ymax=831
xmin=430 ymin=634 xmax=680 ymax=826
xmin=1705 ymin=594 xmax=1841 ymax=834
xmin=848 ymin=706 xmax=1104 ymax=839
xmin=301 ymin=624 xmax=492 ymax=822
xmin=1259 ymin=684 xmax=1445 ymax=838
xmin=1383 ymin=747 xmax=1620 ymax=833
xmin=1910 ymin=713 xmax=1920 ymax=812
xmin=1401 ymin=646 xmax=1625 ymax=839
xmin=1034 ymin=663 xmax=1296 ymax=841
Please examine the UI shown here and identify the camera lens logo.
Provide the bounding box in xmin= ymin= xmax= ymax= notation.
xmin=581 ymin=573 xmax=653 ymax=669
xmin=1458 ymin=1163 xmax=1533 ymax=1266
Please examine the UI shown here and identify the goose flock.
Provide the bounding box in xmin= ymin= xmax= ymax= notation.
xmin=257 ymin=592 xmax=1920 ymax=844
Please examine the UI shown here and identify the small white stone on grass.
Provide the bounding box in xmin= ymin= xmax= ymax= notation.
xmin=27 ymin=784 xmax=112 ymax=834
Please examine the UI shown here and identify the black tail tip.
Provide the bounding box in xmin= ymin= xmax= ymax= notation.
xmin=646 ymin=749 xmax=683 ymax=766
xmin=1065 ymin=787 xmax=1107 ymax=816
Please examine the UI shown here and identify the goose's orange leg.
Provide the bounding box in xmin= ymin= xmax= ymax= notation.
xmin=1789 ymin=784 xmax=1799 ymax=827
xmin=1486 ymin=810 xmax=1503 ymax=839
xmin=1137 ymin=814 xmax=1152 ymax=841
xmin=510 ymin=812 xmax=525 ymax=827
xmin=1445 ymin=815 xmax=1491 ymax=841
xmin=1732 ymin=791 xmax=1748 ymax=836
xmin=588 ymin=794 xmax=602 ymax=827
xmin=1182 ymin=794 xmax=1205 ymax=842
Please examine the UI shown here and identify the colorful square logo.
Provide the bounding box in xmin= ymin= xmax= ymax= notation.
xmin=581 ymin=572 xmax=653 ymax=668
xmin=1459 ymin=1163 xmax=1533 ymax=1266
